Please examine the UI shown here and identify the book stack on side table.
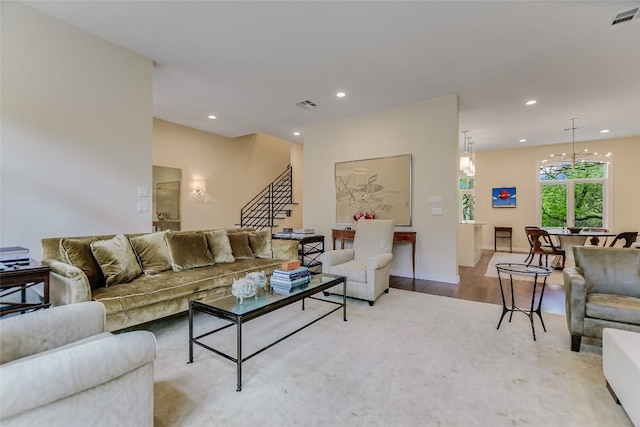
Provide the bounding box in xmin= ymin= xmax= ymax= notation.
xmin=270 ymin=267 xmax=312 ymax=295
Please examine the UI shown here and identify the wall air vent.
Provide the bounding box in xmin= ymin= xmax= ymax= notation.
xmin=294 ymin=100 xmax=318 ymax=109
xmin=611 ymin=7 xmax=639 ymax=27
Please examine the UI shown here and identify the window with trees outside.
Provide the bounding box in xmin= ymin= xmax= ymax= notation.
xmin=459 ymin=177 xmax=475 ymax=221
xmin=539 ymin=162 xmax=608 ymax=228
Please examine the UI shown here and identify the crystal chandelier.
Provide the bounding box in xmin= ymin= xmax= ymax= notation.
xmin=542 ymin=118 xmax=612 ymax=167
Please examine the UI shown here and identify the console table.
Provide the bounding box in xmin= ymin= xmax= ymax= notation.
xmin=331 ymin=229 xmax=416 ymax=278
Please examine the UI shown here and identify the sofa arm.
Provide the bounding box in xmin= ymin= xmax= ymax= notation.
xmin=320 ymin=249 xmax=355 ymax=272
xmin=0 ymin=302 xmax=107 ymax=364
xmin=563 ymin=266 xmax=587 ymax=335
xmin=42 ymin=259 xmax=92 ymax=306
xmin=366 ymin=253 xmax=393 ymax=271
xmin=272 ymin=239 xmax=299 ymax=261
xmin=0 ymin=331 xmax=156 ymax=420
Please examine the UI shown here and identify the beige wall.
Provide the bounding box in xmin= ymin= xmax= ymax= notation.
xmin=153 ymin=119 xmax=300 ymax=230
xmin=0 ymin=2 xmax=153 ymax=259
xmin=475 ymin=136 xmax=640 ymax=252
xmin=303 ymin=95 xmax=460 ymax=283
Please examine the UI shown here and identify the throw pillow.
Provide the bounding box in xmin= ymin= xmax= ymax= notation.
xmin=90 ymin=234 xmax=143 ymax=287
xmin=165 ymin=231 xmax=215 ymax=271
xmin=204 ymin=229 xmax=235 ymax=263
xmin=129 ymin=231 xmax=173 ymax=274
xmin=60 ymin=236 xmax=104 ymax=289
xmin=228 ymin=232 xmax=255 ymax=260
xmin=248 ymin=229 xmax=273 ymax=259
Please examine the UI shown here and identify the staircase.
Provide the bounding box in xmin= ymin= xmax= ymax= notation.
xmin=240 ymin=165 xmax=293 ymax=230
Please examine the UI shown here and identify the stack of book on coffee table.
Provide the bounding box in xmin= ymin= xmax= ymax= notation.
xmin=270 ymin=266 xmax=312 ymax=295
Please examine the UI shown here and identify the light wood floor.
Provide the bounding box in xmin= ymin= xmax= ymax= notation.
xmin=389 ymin=250 xmax=566 ymax=315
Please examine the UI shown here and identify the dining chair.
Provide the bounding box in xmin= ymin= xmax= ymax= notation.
xmin=523 ymin=226 xmax=540 ymax=264
xmin=609 ymin=232 xmax=638 ymax=248
xmin=525 ymin=228 xmax=566 ymax=269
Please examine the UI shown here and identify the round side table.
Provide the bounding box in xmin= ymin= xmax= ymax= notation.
xmin=495 ymin=263 xmax=552 ymax=340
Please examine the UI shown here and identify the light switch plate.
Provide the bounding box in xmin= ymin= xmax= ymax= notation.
xmin=137 ymin=202 xmax=149 ymax=213
xmin=428 ymin=195 xmax=443 ymax=204
xmin=137 ymin=186 xmax=149 ymax=197
xmin=431 ymin=207 xmax=443 ymax=216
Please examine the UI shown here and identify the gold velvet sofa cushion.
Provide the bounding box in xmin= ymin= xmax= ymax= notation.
xmin=60 ymin=237 xmax=104 ymax=290
xmin=203 ymin=229 xmax=235 ymax=263
xmin=165 ymin=231 xmax=215 ymax=271
xmin=248 ymin=229 xmax=273 ymax=259
xmin=92 ymin=259 xmax=281 ymax=314
xmin=228 ymin=232 xmax=255 ymax=260
xmin=90 ymin=234 xmax=143 ymax=287
xmin=129 ymin=231 xmax=172 ymax=274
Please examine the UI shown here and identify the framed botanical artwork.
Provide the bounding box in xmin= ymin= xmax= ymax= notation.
xmin=334 ymin=154 xmax=412 ymax=225
xmin=492 ymin=187 xmax=516 ymax=208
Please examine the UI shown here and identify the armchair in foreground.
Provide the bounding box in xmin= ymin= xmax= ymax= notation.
xmin=0 ymin=302 xmax=156 ymax=426
xmin=320 ymin=219 xmax=394 ymax=306
xmin=563 ymin=246 xmax=640 ymax=352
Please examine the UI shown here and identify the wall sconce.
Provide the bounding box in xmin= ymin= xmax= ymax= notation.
xmin=192 ymin=179 xmax=207 ymax=198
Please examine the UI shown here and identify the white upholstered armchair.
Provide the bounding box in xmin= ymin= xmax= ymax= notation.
xmin=0 ymin=302 xmax=156 ymax=426
xmin=321 ymin=219 xmax=394 ymax=306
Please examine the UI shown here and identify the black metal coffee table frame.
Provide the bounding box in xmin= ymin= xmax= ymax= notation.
xmin=188 ymin=273 xmax=346 ymax=391
xmin=495 ymin=263 xmax=552 ymax=340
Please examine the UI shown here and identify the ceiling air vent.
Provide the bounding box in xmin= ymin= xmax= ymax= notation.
xmin=611 ymin=7 xmax=639 ymax=27
xmin=294 ymin=100 xmax=318 ymax=109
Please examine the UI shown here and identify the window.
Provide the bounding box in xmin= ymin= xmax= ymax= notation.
xmin=539 ymin=162 xmax=608 ymax=227
xmin=459 ymin=177 xmax=475 ymax=221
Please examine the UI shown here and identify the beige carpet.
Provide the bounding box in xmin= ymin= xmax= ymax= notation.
xmin=148 ymin=289 xmax=631 ymax=426
xmin=485 ymin=252 xmax=574 ymax=285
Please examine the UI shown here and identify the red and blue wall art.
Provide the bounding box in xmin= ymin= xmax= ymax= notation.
xmin=492 ymin=187 xmax=516 ymax=208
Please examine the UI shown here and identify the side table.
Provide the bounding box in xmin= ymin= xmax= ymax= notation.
xmin=0 ymin=260 xmax=51 ymax=316
xmin=272 ymin=234 xmax=324 ymax=274
xmin=495 ymin=263 xmax=551 ymax=340
xmin=494 ymin=226 xmax=513 ymax=253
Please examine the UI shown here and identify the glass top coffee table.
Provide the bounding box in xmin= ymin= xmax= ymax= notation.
xmin=495 ymin=263 xmax=552 ymax=340
xmin=188 ymin=273 xmax=346 ymax=391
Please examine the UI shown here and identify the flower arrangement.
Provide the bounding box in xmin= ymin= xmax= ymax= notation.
xmin=353 ymin=211 xmax=375 ymax=221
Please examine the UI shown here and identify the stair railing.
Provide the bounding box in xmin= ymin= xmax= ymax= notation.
xmin=240 ymin=165 xmax=292 ymax=230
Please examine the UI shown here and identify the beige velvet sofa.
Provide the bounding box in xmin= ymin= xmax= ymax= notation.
xmin=0 ymin=302 xmax=156 ymax=426
xmin=41 ymin=228 xmax=298 ymax=331
xmin=563 ymin=246 xmax=640 ymax=352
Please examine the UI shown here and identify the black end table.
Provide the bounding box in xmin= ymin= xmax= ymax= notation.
xmin=495 ymin=263 xmax=552 ymax=340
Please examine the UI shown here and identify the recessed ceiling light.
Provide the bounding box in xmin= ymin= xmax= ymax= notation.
xmin=336 ymin=92 xmax=346 ymax=98
xmin=293 ymin=132 xmax=300 ymax=136
xmin=600 ymin=129 xmax=610 ymax=133
xmin=519 ymin=139 xmax=527 ymax=143
xmin=208 ymin=115 xmax=216 ymax=119
xmin=525 ymin=100 xmax=537 ymax=106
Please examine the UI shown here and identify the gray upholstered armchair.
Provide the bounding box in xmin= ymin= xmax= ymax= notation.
xmin=0 ymin=302 xmax=156 ymax=426
xmin=321 ymin=219 xmax=394 ymax=306
xmin=563 ymin=246 xmax=640 ymax=352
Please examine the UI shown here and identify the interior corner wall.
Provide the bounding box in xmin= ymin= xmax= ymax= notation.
xmin=284 ymin=142 xmax=304 ymax=230
xmin=0 ymin=2 xmax=153 ymax=259
xmin=475 ymin=136 xmax=640 ymax=252
xmin=152 ymin=120 xmax=294 ymax=230
xmin=303 ymin=95 xmax=460 ymax=283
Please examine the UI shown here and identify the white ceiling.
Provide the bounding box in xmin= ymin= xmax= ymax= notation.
xmin=23 ymin=1 xmax=640 ymax=152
